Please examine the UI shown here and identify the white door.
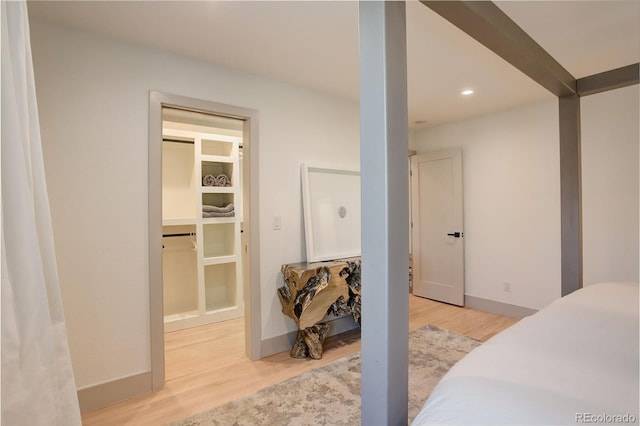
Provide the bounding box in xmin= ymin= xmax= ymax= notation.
xmin=411 ymin=149 xmax=464 ymax=306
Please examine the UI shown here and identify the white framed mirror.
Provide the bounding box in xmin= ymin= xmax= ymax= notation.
xmin=301 ymin=163 xmax=361 ymax=262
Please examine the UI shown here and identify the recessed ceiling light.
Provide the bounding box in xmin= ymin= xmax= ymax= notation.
xmin=461 ymin=89 xmax=474 ymax=96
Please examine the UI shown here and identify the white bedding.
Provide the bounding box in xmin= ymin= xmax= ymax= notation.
xmin=412 ymin=282 xmax=639 ymax=426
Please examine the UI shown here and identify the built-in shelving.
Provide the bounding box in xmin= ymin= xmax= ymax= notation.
xmin=162 ymin=125 xmax=243 ymax=332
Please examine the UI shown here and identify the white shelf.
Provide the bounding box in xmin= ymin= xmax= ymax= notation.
xmin=203 ymin=255 xmax=237 ymax=266
xmin=206 ymin=305 xmax=241 ymax=315
xmin=201 ymin=186 xmax=235 ymax=193
xmin=204 ymin=305 xmax=244 ymax=325
xmin=204 ymin=262 xmax=238 ymax=312
xmin=201 ymin=154 xmax=235 ymax=163
xmin=202 ymin=217 xmax=237 ymax=224
xmin=164 ymin=311 xmax=199 ymax=323
xmin=163 ymin=217 xmax=197 ymax=226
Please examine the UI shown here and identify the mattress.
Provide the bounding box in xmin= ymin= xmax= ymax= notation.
xmin=412 ymin=282 xmax=639 ymax=425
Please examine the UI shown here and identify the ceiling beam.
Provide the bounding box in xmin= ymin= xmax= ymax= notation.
xmin=421 ymin=1 xmax=577 ymax=97
xmin=577 ymin=63 xmax=640 ymax=97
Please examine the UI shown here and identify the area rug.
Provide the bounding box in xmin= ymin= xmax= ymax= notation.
xmin=169 ymin=324 xmax=481 ymax=426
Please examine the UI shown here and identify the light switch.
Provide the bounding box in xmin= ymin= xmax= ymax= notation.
xmin=273 ymin=216 xmax=282 ymax=230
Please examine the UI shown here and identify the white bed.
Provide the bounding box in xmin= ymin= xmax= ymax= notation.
xmin=412 ymin=282 xmax=639 ymax=425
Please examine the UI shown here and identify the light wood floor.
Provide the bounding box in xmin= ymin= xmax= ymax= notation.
xmin=82 ymin=296 xmax=519 ymax=425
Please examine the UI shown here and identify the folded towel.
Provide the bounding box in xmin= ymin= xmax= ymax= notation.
xmin=203 ymin=211 xmax=235 ymax=218
xmin=215 ymin=174 xmax=231 ymax=187
xmin=202 ymin=174 xmax=216 ymax=186
xmin=203 ymin=203 xmax=234 ymax=213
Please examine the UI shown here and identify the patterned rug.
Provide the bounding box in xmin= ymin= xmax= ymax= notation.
xmin=169 ymin=325 xmax=481 ymax=426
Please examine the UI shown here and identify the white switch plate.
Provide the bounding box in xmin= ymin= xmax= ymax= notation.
xmin=273 ymin=216 xmax=282 ymax=230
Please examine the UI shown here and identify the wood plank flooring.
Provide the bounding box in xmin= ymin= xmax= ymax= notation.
xmin=81 ymin=296 xmax=519 ymax=425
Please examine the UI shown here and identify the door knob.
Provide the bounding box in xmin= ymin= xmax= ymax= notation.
xmin=447 ymin=232 xmax=462 ymax=238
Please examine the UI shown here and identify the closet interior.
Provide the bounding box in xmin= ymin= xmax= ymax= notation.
xmin=161 ymin=108 xmax=244 ymax=332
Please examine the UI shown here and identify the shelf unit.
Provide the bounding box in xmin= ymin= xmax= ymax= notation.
xmin=162 ymin=126 xmax=243 ymax=332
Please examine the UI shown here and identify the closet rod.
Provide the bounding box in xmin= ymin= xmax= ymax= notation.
xmin=162 ymin=233 xmax=194 ymax=238
xmin=163 ymin=138 xmax=194 ymax=144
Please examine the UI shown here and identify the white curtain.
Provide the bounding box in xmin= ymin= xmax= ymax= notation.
xmin=1 ymin=2 xmax=82 ymax=424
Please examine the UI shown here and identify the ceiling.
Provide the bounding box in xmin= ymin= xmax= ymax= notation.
xmin=27 ymin=0 xmax=640 ymax=128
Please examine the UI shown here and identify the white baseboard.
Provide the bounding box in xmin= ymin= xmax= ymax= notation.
xmin=260 ymin=315 xmax=359 ymax=358
xmin=76 ymin=298 xmax=528 ymax=414
xmin=77 ymin=371 xmax=151 ymax=413
xmin=465 ymin=295 xmax=537 ymax=319
xmin=77 ymin=317 xmax=359 ymax=412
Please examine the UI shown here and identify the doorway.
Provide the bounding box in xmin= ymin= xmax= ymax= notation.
xmin=161 ymin=108 xmax=244 ymax=331
xmin=148 ymin=92 xmax=261 ymax=391
xmin=410 ymin=149 xmax=465 ymax=306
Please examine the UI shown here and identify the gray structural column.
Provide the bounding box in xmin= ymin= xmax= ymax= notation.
xmin=559 ymin=95 xmax=582 ymax=296
xmin=358 ymin=2 xmax=410 ymax=425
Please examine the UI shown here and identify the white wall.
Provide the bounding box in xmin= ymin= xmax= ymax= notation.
xmin=412 ymin=99 xmax=562 ymax=310
xmin=581 ymin=85 xmax=639 ymax=286
xmin=30 ymin=11 xmax=638 ymax=395
xmin=29 ymin=19 xmax=360 ymax=389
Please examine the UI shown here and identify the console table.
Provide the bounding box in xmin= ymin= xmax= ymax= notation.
xmin=277 ymin=257 xmax=361 ymax=359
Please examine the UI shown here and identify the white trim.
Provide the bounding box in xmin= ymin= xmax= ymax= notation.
xmin=260 ymin=316 xmax=359 ymax=358
xmin=77 ymin=371 xmax=151 ymax=413
xmin=148 ymin=91 xmax=261 ymax=397
xmin=465 ymin=295 xmax=537 ymax=319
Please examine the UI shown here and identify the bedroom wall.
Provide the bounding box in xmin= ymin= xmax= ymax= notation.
xmin=29 ymin=18 xmax=360 ymax=390
xmin=581 ymin=85 xmax=639 ymax=286
xmin=411 ymin=99 xmax=562 ymax=310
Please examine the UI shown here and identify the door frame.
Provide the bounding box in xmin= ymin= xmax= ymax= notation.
xmin=148 ymin=91 xmax=261 ymax=390
xmin=410 ymin=149 xmax=464 ymax=306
